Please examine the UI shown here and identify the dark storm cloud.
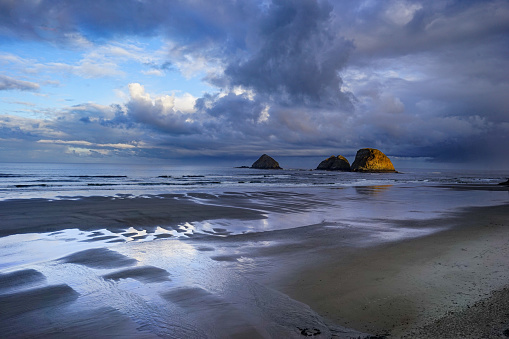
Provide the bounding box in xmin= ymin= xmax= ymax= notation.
xmin=326 ymin=0 xmax=509 ymax=164
xmin=331 ymin=0 xmax=509 ymax=61
xmin=217 ymin=0 xmax=354 ymax=108
xmin=0 ymin=75 xmax=39 ymax=91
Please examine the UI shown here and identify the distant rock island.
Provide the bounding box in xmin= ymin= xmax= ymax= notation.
xmin=351 ymin=148 xmax=396 ymax=173
xmin=315 ymin=148 xmax=396 ymax=173
xmin=251 ymin=154 xmax=282 ymax=169
xmin=316 ymin=155 xmax=350 ymax=171
xmin=246 ymin=149 xmax=395 ymax=172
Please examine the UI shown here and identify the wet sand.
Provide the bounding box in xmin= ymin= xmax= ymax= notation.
xmin=0 ymin=185 xmax=508 ymax=338
xmin=275 ymin=203 xmax=509 ymax=337
xmin=0 ymin=191 xmax=330 ymax=237
xmin=0 ymin=194 xmax=265 ymax=237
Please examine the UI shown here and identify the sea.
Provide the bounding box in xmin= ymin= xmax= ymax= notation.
xmin=0 ymin=162 xmax=507 ymax=201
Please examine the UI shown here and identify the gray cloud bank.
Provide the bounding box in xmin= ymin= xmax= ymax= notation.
xmin=1 ymin=0 xmax=508 ymax=167
xmin=0 ymin=75 xmax=39 ymax=91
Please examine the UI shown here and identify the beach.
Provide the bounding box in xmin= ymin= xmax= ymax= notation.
xmin=0 ymin=180 xmax=508 ymax=338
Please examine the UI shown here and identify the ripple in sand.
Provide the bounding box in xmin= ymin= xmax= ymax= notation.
xmin=103 ymin=266 xmax=171 ymax=283
xmin=0 ymin=269 xmax=46 ymax=293
xmin=0 ymin=284 xmax=79 ymax=317
xmin=59 ymin=248 xmax=137 ymax=269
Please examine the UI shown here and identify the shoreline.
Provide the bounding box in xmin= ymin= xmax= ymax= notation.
xmin=0 ymin=193 xmax=266 ymax=237
xmin=0 ymin=184 xmax=508 ymax=337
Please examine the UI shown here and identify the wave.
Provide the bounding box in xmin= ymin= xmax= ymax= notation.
xmin=0 ymin=173 xmax=35 ymax=178
xmin=14 ymin=184 xmax=50 ymax=188
xmin=70 ymin=175 xmax=128 ymax=178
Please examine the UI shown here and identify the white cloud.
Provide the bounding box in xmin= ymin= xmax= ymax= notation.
xmin=128 ymin=83 xmax=196 ymax=114
xmin=0 ymin=114 xmax=66 ymax=138
xmin=37 ymin=139 xmax=138 ymax=149
xmin=257 ymin=105 xmax=270 ymax=123
xmin=174 ymin=93 xmax=197 ymax=113
xmin=384 ymin=0 xmax=422 ymax=25
xmin=165 ymin=41 xmax=224 ymax=80
xmin=141 ymin=69 xmax=165 ymax=76
xmin=65 ymin=147 xmax=111 ymax=156
xmin=126 ymin=83 xmax=199 ymax=134
xmin=46 ymin=61 xmax=125 ymax=79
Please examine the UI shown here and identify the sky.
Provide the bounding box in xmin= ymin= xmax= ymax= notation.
xmin=0 ymin=0 xmax=508 ymax=169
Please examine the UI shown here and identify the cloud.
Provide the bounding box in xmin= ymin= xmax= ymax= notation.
xmin=46 ymin=61 xmax=124 ymax=78
xmin=141 ymin=69 xmax=165 ymax=77
xmin=42 ymin=42 xmax=155 ymax=78
xmin=212 ymin=0 xmax=354 ymax=109
xmin=0 ymin=75 xmax=39 ymax=91
xmin=335 ymin=0 xmax=509 ymax=61
xmin=0 ymin=1 xmax=354 ymax=106
xmin=126 ymin=83 xmax=199 ymax=135
xmin=37 ymin=139 xmax=138 ymax=149
xmin=0 ymin=0 xmax=508 ymax=166
xmin=0 ymin=0 xmax=252 ymax=45
xmin=0 ymin=114 xmax=65 ymax=139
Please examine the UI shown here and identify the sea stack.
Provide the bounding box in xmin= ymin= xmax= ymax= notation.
xmin=351 ymin=148 xmax=396 ymax=173
xmin=316 ymin=155 xmax=351 ymax=171
xmin=251 ymin=154 xmax=282 ymax=169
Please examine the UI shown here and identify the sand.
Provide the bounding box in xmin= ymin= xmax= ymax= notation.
xmin=277 ymin=203 xmax=509 ymax=337
xmin=0 ymin=185 xmax=508 ymax=338
xmin=0 ymin=194 xmax=265 ymax=236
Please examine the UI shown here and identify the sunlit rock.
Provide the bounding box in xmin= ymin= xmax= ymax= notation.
xmin=251 ymin=154 xmax=282 ymax=169
xmin=351 ymin=148 xmax=396 ymax=173
xmin=316 ymin=155 xmax=351 ymax=171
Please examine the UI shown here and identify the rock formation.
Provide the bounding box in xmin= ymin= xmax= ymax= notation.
xmin=351 ymin=148 xmax=396 ymax=173
xmin=498 ymin=179 xmax=509 ymax=186
xmin=316 ymin=155 xmax=351 ymax=171
xmin=251 ymin=154 xmax=282 ymax=169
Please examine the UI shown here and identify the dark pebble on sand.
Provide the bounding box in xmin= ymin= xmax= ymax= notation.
xmin=297 ymin=327 xmax=321 ymax=336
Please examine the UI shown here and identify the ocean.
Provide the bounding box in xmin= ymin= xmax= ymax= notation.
xmin=1 ymin=162 xmax=507 ymax=201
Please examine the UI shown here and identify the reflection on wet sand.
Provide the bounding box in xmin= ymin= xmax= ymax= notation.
xmin=0 ymin=240 xmax=367 ymax=338
xmin=354 ymin=185 xmax=392 ymax=195
xmin=0 ymin=185 xmax=508 ymax=337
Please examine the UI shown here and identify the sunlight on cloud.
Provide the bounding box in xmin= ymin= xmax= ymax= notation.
xmin=384 ymin=0 xmax=422 ymax=26
xmin=65 ymin=147 xmax=110 ymax=156
xmin=174 ymin=93 xmax=197 ymax=113
xmin=128 ymin=83 xmax=196 ymax=114
xmin=257 ymin=105 xmax=270 ymax=123
xmin=217 ymin=86 xmax=256 ymax=101
xmin=126 ymin=83 xmax=199 ymax=135
xmin=165 ymin=41 xmax=224 ymax=80
xmin=37 ymin=140 xmax=138 ymax=149
xmin=0 ymin=115 xmax=66 ymax=138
